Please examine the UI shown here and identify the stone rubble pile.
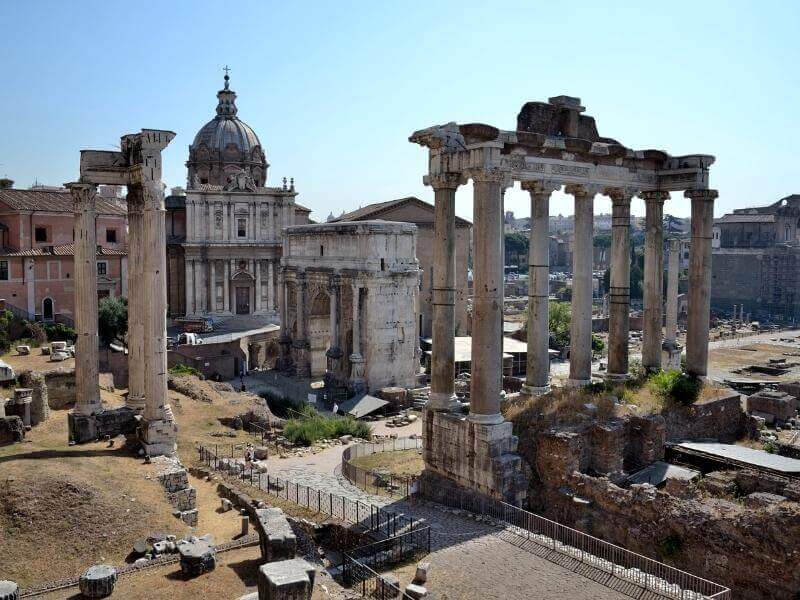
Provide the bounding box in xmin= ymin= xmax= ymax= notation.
xmin=152 ymin=456 xmax=198 ymax=526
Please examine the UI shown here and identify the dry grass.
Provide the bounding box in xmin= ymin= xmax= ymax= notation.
xmin=349 ymin=448 xmax=425 ymax=479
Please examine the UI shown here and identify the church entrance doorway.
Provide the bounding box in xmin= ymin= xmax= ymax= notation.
xmin=235 ymin=287 xmax=250 ymax=314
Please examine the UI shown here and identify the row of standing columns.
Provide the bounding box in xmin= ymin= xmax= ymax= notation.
xmin=428 ymin=177 xmax=718 ymax=417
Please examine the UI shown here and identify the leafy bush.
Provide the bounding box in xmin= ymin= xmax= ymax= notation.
xmin=169 ymin=363 xmax=202 ymax=377
xmin=25 ymin=321 xmax=48 ymax=346
xmin=283 ymin=410 xmax=371 ymax=446
xmin=591 ymin=333 xmax=604 ymax=353
xmin=763 ymin=441 xmax=776 ymax=454
xmin=44 ymin=322 xmax=76 ymax=343
xmin=98 ymin=296 xmax=127 ymax=345
xmin=0 ymin=310 xmax=13 ymax=354
xmin=648 ymin=370 xmax=700 ymax=405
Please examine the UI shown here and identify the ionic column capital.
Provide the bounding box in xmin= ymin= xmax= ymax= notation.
xmin=604 ymin=186 xmax=637 ymax=204
xmin=521 ymin=180 xmax=561 ymax=197
xmin=426 ymin=172 xmax=466 ymax=190
xmin=684 ymin=188 xmax=718 ymax=202
xmin=640 ymin=190 xmax=670 ymax=204
xmin=565 ymin=183 xmax=603 ymax=198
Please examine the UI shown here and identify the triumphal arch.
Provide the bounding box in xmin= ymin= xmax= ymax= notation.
xmin=279 ymin=221 xmax=420 ymax=395
xmin=411 ymin=96 xmax=716 ymax=502
xmin=67 ymin=129 xmax=178 ymax=456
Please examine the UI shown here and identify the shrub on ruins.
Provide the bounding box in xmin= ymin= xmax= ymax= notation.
xmin=169 ymin=363 xmax=202 ymax=378
xmin=98 ymin=296 xmax=128 ymax=345
xmin=0 ymin=309 xmax=13 ymax=353
xmin=648 ymin=369 xmax=700 ymax=406
xmin=44 ymin=321 xmax=77 ymax=343
xmin=283 ymin=409 xmax=371 ymax=446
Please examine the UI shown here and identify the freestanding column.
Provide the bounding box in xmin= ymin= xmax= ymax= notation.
xmin=126 ymin=187 xmax=145 ymax=411
xmin=428 ymin=173 xmax=462 ymax=410
xmin=468 ymin=170 xmax=505 ymax=424
xmin=223 ymin=261 xmax=230 ymax=313
xmin=293 ymin=273 xmax=310 ymax=378
xmin=685 ymin=189 xmax=718 ymax=377
xmin=522 ymin=181 xmax=558 ymax=394
xmin=606 ymin=188 xmax=634 ymax=380
xmin=665 ymin=239 xmax=680 ymax=345
xmin=69 ymin=182 xmax=102 ymax=416
xmin=255 ymin=260 xmax=262 ymax=312
xmin=268 ymin=261 xmax=276 ymax=311
xmin=566 ymin=184 xmax=595 ymax=386
xmin=642 ymin=191 xmax=668 ymax=371
xmin=184 ymin=260 xmax=193 ymax=314
xmin=209 ymin=260 xmax=216 ymax=312
xmin=326 ymin=276 xmax=342 ymax=383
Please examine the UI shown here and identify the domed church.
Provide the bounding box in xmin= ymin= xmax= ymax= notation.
xmin=166 ymin=71 xmax=310 ymax=320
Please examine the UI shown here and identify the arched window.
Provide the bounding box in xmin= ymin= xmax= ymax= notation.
xmin=42 ymin=297 xmax=54 ymax=321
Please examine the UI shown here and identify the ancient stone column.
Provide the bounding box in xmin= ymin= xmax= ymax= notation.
xmin=685 ymin=189 xmax=718 ymax=377
xmin=468 ymin=170 xmax=506 ymax=424
xmin=429 ymin=173 xmax=462 ymax=410
xmin=566 ymin=184 xmax=596 ymax=386
xmin=522 ymin=181 xmax=558 ymax=394
xmin=642 ymin=190 xmax=668 ymax=371
xmin=223 ymin=261 xmax=230 ymax=313
xmin=69 ymin=182 xmax=102 ymax=416
xmin=606 ymin=188 xmax=634 ymax=380
xmin=350 ymin=283 xmax=365 ymax=392
xmin=665 ymin=239 xmax=680 ymax=345
xmin=326 ymin=276 xmax=342 ymax=382
xmin=184 ymin=260 xmax=193 ymax=315
xmin=126 ymin=187 xmax=145 ymax=411
xmin=268 ymin=261 xmax=276 ymax=311
xmin=194 ymin=260 xmax=205 ymax=314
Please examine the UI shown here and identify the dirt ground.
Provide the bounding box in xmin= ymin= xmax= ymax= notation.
xmin=349 ymin=448 xmax=424 ymax=478
xmin=2 ymin=346 xmax=76 ymax=373
xmin=0 ymin=377 xmax=262 ymax=591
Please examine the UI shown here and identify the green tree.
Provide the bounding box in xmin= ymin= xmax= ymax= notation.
xmin=98 ymin=296 xmax=128 ymax=345
xmin=504 ymin=233 xmax=529 ymax=272
xmin=548 ymin=300 xmax=571 ymax=350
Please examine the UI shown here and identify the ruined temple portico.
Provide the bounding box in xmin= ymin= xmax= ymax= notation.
xmin=67 ymin=129 xmax=178 ymax=456
xmin=411 ymin=96 xmax=716 ymax=503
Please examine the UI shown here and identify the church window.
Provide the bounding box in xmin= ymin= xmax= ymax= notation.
xmin=97 ymin=261 xmax=107 ymax=276
xmin=0 ymin=261 xmax=8 ymax=281
xmin=106 ymin=229 xmax=117 ymax=243
xmin=237 ymin=218 xmax=247 ymax=238
xmin=34 ymin=227 xmax=47 ymax=242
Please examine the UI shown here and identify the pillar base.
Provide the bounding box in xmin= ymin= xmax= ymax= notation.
xmin=603 ymin=372 xmax=629 ymax=382
xmin=520 ymin=384 xmax=550 ymax=396
xmin=73 ymin=401 xmax=103 ymax=417
xmin=126 ymin=394 xmax=146 ymax=413
xmin=466 ymin=412 xmax=504 ymax=425
xmin=566 ymin=378 xmax=591 ymax=388
xmin=428 ymin=391 xmax=459 ymax=411
xmin=139 ymin=417 xmax=178 ymax=457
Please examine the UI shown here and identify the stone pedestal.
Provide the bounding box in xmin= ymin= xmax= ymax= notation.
xmin=78 ymin=565 xmax=117 ymax=599
xmin=0 ymin=580 xmax=19 ymax=600
xmin=178 ymin=536 xmax=216 ymax=577
xmin=258 ymin=558 xmax=316 ymax=600
xmin=254 ymin=507 xmax=297 ymax=563
xmin=422 ymin=409 xmax=529 ymax=505
xmin=140 ymin=417 xmax=178 ymax=456
xmin=8 ymin=389 xmax=31 ymax=429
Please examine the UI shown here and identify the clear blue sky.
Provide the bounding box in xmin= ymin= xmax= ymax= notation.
xmin=2 ymin=1 xmax=798 ymax=222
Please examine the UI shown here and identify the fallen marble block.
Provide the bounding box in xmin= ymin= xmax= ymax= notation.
xmin=0 ymin=580 xmax=20 ymax=600
xmin=78 ymin=565 xmax=117 ymax=598
xmin=258 ymin=558 xmax=316 ymax=600
xmin=178 ymin=535 xmax=217 ymax=577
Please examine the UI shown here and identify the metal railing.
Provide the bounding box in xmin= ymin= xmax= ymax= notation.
xmin=339 ymin=558 xmax=412 ymax=599
xmin=341 ymin=437 xmax=422 ymax=498
xmin=419 ymin=479 xmax=731 ymax=600
xmin=198 ymin=444 xmax=420 ymax=539
xmin=343 ymin=527 xmax=430 ymax=584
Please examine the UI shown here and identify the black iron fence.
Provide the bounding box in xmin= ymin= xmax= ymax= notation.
xmin=341 ymin=437 xmax=422 ymax=498
xmin=342 ymin=527 xmax=430 ymax=584
xmin=339 ymin=558 xmax=411 ymax=599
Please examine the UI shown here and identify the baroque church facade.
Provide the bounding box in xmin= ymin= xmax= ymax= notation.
xmin=166 ymin=74 xmax=310 ymax=318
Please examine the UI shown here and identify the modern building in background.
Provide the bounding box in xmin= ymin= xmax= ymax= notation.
xmin=711 ymin=194 xmax=800 ymax=320
xmin=165 ymin=74 xmax=310 ymax=318
xmin=0 ymin=187 xmax=127 ymax=323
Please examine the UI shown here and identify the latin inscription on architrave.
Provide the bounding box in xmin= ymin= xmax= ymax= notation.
xmin=550 ymin=164 xmax=590 ymax=177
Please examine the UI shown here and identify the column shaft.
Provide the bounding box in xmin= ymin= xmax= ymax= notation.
xmin=642 ymin=192 xmax=667 ymax=370
xmin=268 ymin=260 xmax=276 ymax=310
xmin=127 ymin=189 xmax=145 ymax=410
xmin=523 ymin=182 xmax=554 ymax=393
xmin=255 ymin=260 xmax=262 ymax=312
xmin=468 ymin=173 xmax=504 ymax=424
xmin=70 ymin=183 xmax=101 ymax=415
xmin=665 ymin=239 xmax=680 ymax=345
xmin=223 ymin=261 xmax=230 ymax=313
xmin=142 ymin=181 xmax=168 ymax=422
xmin=686 ymin=189 xmax=718 ymax=377
xmin=607 ymin=191 xmax=632 ymax=379
xmin=429 ymin=176 xmax=461 ymax=410
xmin=209 ymin=260 xmax=216 ymax=312
xmin=329 ymin=280 xmax=339 ymax=350
xmin=567 ymin=185 xmax=595 ymax=385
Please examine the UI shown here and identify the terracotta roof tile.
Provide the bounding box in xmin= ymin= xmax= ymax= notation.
xmin=0 ymin=189 xmax=126 ymax=215
xmin=0 ymin=244 xmax=126 ymax=257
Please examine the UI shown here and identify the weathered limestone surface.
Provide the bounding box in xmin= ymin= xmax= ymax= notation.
xmin=0 ymin=580 xmax=19 ymax=600
xmin=254 ymin=507 xmax=297 ymax=563
xmin=642 ymin=191 xmax=668 ymax=371
xmin=178 ymin=535 xmax=216 ymax=577
xmin=746 ymin=389 xmax=797 ymax=425
xmin=0 ymin=416 xmax=24 ymax=445
xmin=78 ymin=565 xmax=117 ymax=599
xmin=257 ymin=558 xmax=316 ymax=600
xmin=606 ymin=189 xmax=632 ymax=379
xmin=19 ymin=371 xmax=48 ymax=426
xmin=567 ymin=185 xmax=595 ymax=386
xmin=422 ymin=410 xmax=529 ymax=504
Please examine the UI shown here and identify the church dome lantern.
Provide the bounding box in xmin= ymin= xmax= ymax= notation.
xmin=187 ymin=69 xmax=269 ymax=189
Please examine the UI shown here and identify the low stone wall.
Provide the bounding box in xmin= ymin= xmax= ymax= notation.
xmin=99 ymin=348 xmax=129 ymax=389
xmin=155 ymin=460 xmax=198 ymax=527
xmin=662 ymin=393 xmax=744 ymax=442
xmin=43 ymin=368 xmax=76 ymax=409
